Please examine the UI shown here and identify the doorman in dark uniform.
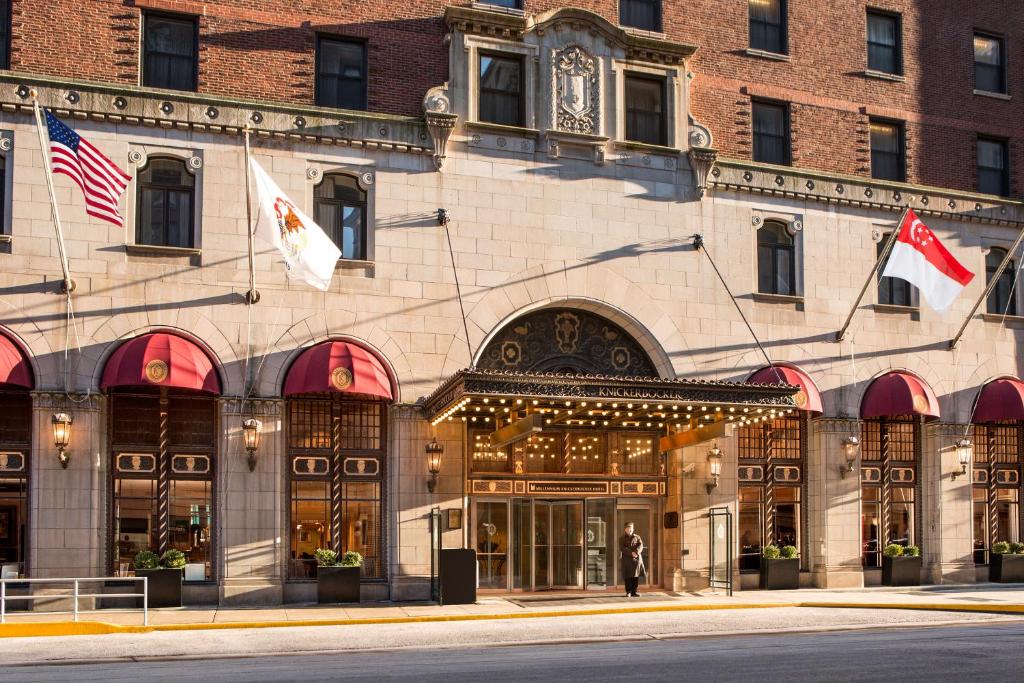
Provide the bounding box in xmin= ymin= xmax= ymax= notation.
xmin=620 ymin=522 xmax=645 ymax=597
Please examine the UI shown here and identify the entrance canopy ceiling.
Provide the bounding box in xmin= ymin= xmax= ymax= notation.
xmin=101 ymin=333 xmax=221 ymax=395
xmin=284 ymin=340 xmax=393 ymax=401
xmin=0 ymin=333 xmax=32 ymax=388
xmin=423 ymin=369 xmax=800 ymax=433
xmin=973 ymin=377 xmax=1024 ymax=423
xmin=860 ymin=371 xmax=939 ymax=420
xmin=747 ymin=364 xmax=823 ymax=415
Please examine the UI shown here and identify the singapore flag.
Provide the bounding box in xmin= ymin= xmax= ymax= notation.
xmin=881 ymin=209 xmax=974 ymax=312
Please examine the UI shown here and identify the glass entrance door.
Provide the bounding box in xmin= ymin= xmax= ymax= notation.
xmin=534 ymin=500 xmax=584 ymax=589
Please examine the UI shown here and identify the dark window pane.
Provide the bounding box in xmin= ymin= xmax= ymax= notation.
xmin=757 ymin=222 xmax=795 ymax=295
xmin=752 ymin=101 xmax=790 ymax=165
xmin=143 ymin=14 xmax=197 ymax=91
xmin=870 ymin=120 xmax=904 ymax=181
xmin=978 ymin=138 xmax=1009 ymax=196
xmin=975 ymin=34 xmax=1006 ymax=93
xmin=317 ymin=38 xmax=366 ymax=110
xmin=0 ymin=1 xmax=10 ymax=70
xmin=136 ymin=158 xmax=195 ymax=248
xmin=0 ymin=155 xmax=5 ymax=236
xmin=314 ymin=173 xmax=367 ymax=260
xmin=479 ymin=54 xmax=523 ymax=127
xmin=479 ymin=0 xmax=521 ymax=7
xmin=986 ymin=248 xmax=1017 ymax=315
xmin=621 ymin=0 xmax=662 ymax=32
xmin=749 ymin=0 xmax=786 ymax=54
xmin=878 ymin=233 xmax=914 ymax=305
xmin=867 ymin=12 xmax=900 ymax=74
xmin=625 ymin=75 xmax=665 ymax=146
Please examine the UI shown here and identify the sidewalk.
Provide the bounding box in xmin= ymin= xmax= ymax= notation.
xmin=3 ymin=584 xmax=1024 ymax=638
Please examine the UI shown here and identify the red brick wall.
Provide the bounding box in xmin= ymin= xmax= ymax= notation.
xmin=9 ymin=1 xmax=1021 ymax=195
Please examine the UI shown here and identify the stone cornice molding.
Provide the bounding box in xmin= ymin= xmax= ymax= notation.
xmin=219 ymin=398 xmax=283 ymax=418
xmin=31 ymin=391 xmax=103 ymax=412
xmin=712 ymin=157 xmax=1024 ymax=227
xmin=813 ymin=417 xmax=862 ymax=433
xmin=2 ymin=73 xmax=432 ymax=156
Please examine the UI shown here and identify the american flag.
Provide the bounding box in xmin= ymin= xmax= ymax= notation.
xmin=44 ymin=109 xmax=131 ymax=227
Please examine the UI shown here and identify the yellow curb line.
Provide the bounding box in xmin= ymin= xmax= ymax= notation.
xmin=3 ymin=600 xmax=1024 ymax=639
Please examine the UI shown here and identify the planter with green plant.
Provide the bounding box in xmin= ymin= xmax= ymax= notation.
xmin=759 ymin=544 xmax=799 ymax=590
xmin=881 ymin=544 xmax=921 ymax=586
xmin=135 ymin=549 xmax=185 ymax=608
xmin=315 ymin=549 xmax=363 ymax=604
xmin=990 ymin=541 xmax=1024 ymax=582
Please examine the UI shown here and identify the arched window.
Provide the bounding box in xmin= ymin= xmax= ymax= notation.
xmin=986 ymin=247 xmax=1017 ymax=315
xmin=860 ymin=416 xmax=919 ymax=568
xmin=757 ymin=221 xmax=796 ymax=296
xmin=136 ymin=157 xmax=195 ymax=248
xmin=878 ymin=233 xmax=914 ymax=306
xmin=314 ymin=174 xmax=366 ymax=261
xmin=0 ymin=331 xmax=32 ymax=577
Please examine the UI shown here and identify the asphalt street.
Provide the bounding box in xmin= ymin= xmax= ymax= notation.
xmin=2 ymin=621 xmax=1024 ymax=682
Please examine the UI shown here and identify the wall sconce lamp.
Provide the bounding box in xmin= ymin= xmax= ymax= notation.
xmin=952 ymin=438 xmax=973 ymax=480
xmin=426 ymin=438 xmax=444 ymax=493
xmin=705 ymin=443 xmax=723 ymax=494
xmin=242 ymin=418 xmax=262 ymax=472
xmin=840 ymin=436 xmax=860 ymax=479
xmin=52 ymin=412 xmax=73 ymax=469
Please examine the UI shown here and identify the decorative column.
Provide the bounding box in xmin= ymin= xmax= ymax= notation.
xmin=156 ymin=389 xmax=170 ymax=553
xmin=921 ymin=422 xmax=975 ymax=584
xmin=807 ymin=418 xmax=864 ymax=588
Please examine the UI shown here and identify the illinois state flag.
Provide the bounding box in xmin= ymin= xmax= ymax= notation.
xmin=881 ymin=209 xmax=974 ymax=312
xmin=250 ymin=159 xmax=341 ymax=291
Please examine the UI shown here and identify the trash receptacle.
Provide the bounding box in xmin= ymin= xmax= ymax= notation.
xmin=439 ymin=548 xmax=476 ymax=605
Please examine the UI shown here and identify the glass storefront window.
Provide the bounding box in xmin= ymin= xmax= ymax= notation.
xmin=774 ymin=485 xmax=800 ymax=549
xmin=738 ymin=486 xmax=764 ymax=572
xmin=512 ymin=498 xmax=531 ymax=590
xmin=168 ymin=479 xmax=212 ymax=580
xmin=343 ymin=482 xmax=381 ymax=578
xmin=890 ymin=486 xmax=914 ymax=548
xmin=996 ymin=488 xmax=1019 ymax=545
xmin=476 ymin=501 xmax=509 ymax=589
xmin=862 ymin=487 xmax=881 ymax=568
xmin=566 ymin=433 xmax=605 ymax=474
xmin=114 ymin=478 xmax=158 ymax=574
xmin=523 ymin=434 xmax=562 ymax=474
xmin=611 ymin=433 xmax=659 ymax=475
xmin=290 ymin=479 xmax=330 ymax=579
xmin=974 ymin=487 xmax=989 ymax=565
xmin=470 ymin=431 xmax=509 ymax=473
xmin=585 ymin=499 xmax=615 ymax=589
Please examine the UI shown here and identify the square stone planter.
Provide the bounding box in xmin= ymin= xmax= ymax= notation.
xmin=990 ymin=553 xmax=1024 ymax=583
xmin=317 ymin=566 xmax=360 ymax=604
xmin=136 ymin=568 xmax=183 ymax=608
xmin=759 ymin=558 xmax=799 ymax=590
xmin=882 ymin=555 xmax=922 ymax=586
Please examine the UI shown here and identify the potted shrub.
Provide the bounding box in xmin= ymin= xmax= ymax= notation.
xmin=759 ymin=544 xmax=799 ymax=590
xmin=882 ymin=543 xmax=922 ymax=586
xmin=990 ymin=541 xmax=1024 ymax=583
xmin=316 ymin=549 xmax=362 ymax=604
xmin=135 ymin=549 xmax=185 ymax=608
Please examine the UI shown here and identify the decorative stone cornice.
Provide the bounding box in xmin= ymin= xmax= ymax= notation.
xmin=812 ymin=417 xmax=862 ymax=433
xmin=31 ymin=391 xmax=103 ymax=412
xmin=391 ymin=403 xmax=427 ymax=421
xmin=1 ymin=73 xmax=432 ymax=156
xmin=219 ymin=398 xmax=283 ymax=417
xmin=712 ymin=157 xmax=1024 ymax=227
xmin=688 ymin=146 xmax=717 ymax=198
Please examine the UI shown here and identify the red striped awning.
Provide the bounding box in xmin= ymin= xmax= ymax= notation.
xmin=861 ymin=371 xmax=939 ymax=419
xmin=0 ymin=332 xmax=32 ymax=388
xmin=284 ymin=341 xmax=393 ymax=400
xmin=101 ymin=333 xmax=221 ymax=394
xmin=747 ymin=364 xmax=823 ymax=415
xmin=973 ymin=377 xmax=1024 ymax=423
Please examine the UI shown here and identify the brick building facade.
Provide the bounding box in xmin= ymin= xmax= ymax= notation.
xmin=0 ymin=1 xmax=1022 ymax=605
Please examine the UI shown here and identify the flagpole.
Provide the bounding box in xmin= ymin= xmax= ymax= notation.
xmin=30 ymin=92 xmax=74 ymax=294
xmin=949 ymin=223 xmax=1024 ymax=349
xmin=834 ymin=206 xmax=910 ymax=342
xmin=243 ymin=124 xmax=259 ymax=304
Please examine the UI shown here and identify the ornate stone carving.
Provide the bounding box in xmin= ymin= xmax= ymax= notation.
xmin=219 ymin=398 xmax=284 ymax=417
xmin=553 ymin=45 xmax=599 ymax=135
xmin=423 ymin=84 xmax=458 ymax=171
xmin=31 ymin=392 xmax=104 ymax=412
xmin=688 ymin=146 xmax=718 ymax=199
xmin=688 ymin=114 xmax=714 ymax=149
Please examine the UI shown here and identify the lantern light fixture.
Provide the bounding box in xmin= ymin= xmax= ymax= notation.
xmin=706 ymin=443 xmax=723 ymax=494
xmin=52 ymin=412 xmax=73 ymax=469
xmin=426 ymin=439 xmax=444 ymax=493
xmin=952 ymin=438 xmax=973 ymax=480
xmin=840 ymin=435 xmax=860 ymax=478
xmin=243 ymin=418 xmax=262 ymax=472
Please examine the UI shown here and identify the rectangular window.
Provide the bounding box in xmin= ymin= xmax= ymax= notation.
xmin=0 ymin=1 xmax=11 ymax=70
xmin=625 ymin=74 xmax=666 ymax=146
xmin=620 ymin=0 xmax=662 ymax=32
xmin=479 ymin=53 xmax=524 ymax=127
xmin=738 ymin=486 xmax=764 ymax=572
xmin=867 ymin=10 xmax=902 ymax=74
xmin=752 ymin=100 xmax=791 ymax=165
xmin=343 ymin=482 xmax=381 ymax=578
xmin=861 ymin=486 xmax=882 ymax=568
xmin=878 ymin=233 xmax=915 ymax=306
xmin=975 ymin=33 xmax=1006 ymax=94
xmin=974 ymin=486 xmax=989 ymax=564
xmin=479 ymin=0 xmax=521 ymax=7
xmin=995 ymin=488 xmax=1020 ymax=545
xmin=289 ymin=479 xmax=330 ymax=579
xmin=870 ymin=118 xmax=905 ymax=182
xmin=114 ymin=478 xmax=159 ymax=576
xmin=316 ymin=37 xmax=367 ymax=110
xmin=978 ymin=137 xmax=1010 ymax=196
xmin=136 ymin=158 xmax=195 ymax=249
xmin=168 ymin=479 xmax=212 ymax=580
xmin=890 ymin=486 xmax=915 ymax=548
xmin=142 ymin=13 xmax=198 ymax=92
xmin=749 ymin=0 xmax=787 ymax=54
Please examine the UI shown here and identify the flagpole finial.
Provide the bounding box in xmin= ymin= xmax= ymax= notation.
xmin=29 ymin=88 xmax=38 ymax=100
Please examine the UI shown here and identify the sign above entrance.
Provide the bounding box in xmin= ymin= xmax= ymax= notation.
xmin=528 ymin=481 xmax=609 ymax=495
xmin=469 ymin=479 xmax=666 ymax=497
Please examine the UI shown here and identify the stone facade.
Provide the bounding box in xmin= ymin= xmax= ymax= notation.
xmin=0 ymin=4 xmax=1023 ymax=603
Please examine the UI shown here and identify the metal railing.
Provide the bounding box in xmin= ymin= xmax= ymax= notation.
xmin=0 ymin=577 xmax=149 ymax=625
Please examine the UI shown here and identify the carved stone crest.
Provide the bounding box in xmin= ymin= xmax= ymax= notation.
xmin=553 ymin=46 xmax=599 ymax=135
